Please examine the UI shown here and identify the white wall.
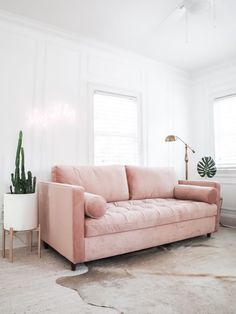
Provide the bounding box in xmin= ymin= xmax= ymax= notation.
xmin=0 ymin=12 xmax=191 ymax=214
xmin=191 ymin=60 xmax=236 ymax=225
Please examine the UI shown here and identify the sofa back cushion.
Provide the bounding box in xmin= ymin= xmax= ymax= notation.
xmin=125 ymin=166 xmax=177 ymax=200
xmin=52 ymin=165 xmax=129 ymax=202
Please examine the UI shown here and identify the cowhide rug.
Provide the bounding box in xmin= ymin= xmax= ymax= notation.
xmin=57 ymin=228 xmax=236 ymax=314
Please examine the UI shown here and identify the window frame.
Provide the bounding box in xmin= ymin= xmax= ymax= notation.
xmin=88 ymin=84 xmax=145 ymax=166
xmin=211 ymin=89 xmax=236 ymax=170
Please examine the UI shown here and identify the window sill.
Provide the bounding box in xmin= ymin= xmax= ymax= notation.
xmin=217 ymin=167 xmax=236 ymax=171
xmin=215 ymin=167 xmax=236 ymax=178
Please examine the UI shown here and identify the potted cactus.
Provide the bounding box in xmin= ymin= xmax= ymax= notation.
xmin=3 ymin=130 xmax=37 ymax=231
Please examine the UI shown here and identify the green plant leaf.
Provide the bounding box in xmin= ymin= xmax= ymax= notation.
xmin=197 ymin=156 xmax=217 ymax=178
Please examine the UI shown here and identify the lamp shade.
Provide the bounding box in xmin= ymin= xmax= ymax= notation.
xmin=165 ymin=135 xmax=176 ymax=142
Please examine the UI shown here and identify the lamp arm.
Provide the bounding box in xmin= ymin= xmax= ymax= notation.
xmin=176 ymin=136 xmax=195 ymax=153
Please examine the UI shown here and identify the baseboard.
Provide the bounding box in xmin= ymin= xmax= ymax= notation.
xmin=220 ymin=208 xmax=236 ymax=227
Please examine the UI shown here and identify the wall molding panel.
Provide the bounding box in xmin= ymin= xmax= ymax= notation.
xmin=0 ymin=11 xmax=191 ymax=217
xmin=221 ymin=208 xmax=236 ymax=227
xmin=191 ymin=61 xmax=236 ymax=213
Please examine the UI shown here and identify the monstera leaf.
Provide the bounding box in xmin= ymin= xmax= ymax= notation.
xmin=197 ymin=156 xmax=217 ymax=178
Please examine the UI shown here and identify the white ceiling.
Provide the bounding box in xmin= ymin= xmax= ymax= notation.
xmin=0 ymin=0 xmax=236 ymax=71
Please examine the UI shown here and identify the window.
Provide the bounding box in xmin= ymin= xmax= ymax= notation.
xmin=93 ymin=90 xmax=141 ymax=165
xmin=214 ymin=94 xmax=236 ymax=167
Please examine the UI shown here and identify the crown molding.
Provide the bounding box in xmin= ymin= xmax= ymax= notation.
xmin=0 ymin=9 xmax=190 ymax=80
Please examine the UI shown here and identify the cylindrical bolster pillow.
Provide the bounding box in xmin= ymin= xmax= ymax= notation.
xmin=84 ymin=192 xmax=107 ymax=218
xmin=174 ymin=185 xmax=217 ymax=204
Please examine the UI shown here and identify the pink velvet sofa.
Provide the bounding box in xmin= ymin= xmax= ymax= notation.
xmin=38 ymin=165 xmax=221 ymax=270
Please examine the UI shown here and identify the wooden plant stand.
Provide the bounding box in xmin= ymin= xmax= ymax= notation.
xmin=2 ymin=224 xmax=41 ymax=262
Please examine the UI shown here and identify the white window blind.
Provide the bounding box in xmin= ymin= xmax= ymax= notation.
xmin=93 ymin=90 xmax=140 ymax=165
xmin=214 ymin=94 xmax=236 ymax=167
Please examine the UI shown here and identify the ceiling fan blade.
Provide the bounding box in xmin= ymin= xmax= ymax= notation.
xmin=156 ymin=2 xmax=185 ymax=31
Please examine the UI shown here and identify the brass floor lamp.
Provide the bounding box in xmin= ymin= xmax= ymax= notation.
xmin=165 ymin=135 xmax=195 ymax=180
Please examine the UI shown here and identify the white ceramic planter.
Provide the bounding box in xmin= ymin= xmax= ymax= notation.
xmin=4 ymin=193 xmax=38 ymax=231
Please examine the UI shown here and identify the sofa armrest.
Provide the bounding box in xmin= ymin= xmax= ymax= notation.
xmin=178 ymin=180 xmax=221 ymax=231
xmin=38 ymin=182 xmax=85 ymax=264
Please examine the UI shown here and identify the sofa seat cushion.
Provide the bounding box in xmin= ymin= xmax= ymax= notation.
xmin=85 ymin=198 xmax=217 ymax=237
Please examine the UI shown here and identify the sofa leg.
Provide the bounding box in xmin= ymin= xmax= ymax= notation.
xmin=71 ymin=262 xmax=77 ymax=271
xmin=207 ymin=233 xmax=211 ymax=238
xmin=43 ymin=241 xmax=49 ymax=249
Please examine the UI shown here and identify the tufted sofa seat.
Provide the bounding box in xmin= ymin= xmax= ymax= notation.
xmin=39 ymin=165 xmax=221 ymax=270
xmin=85 ymin=198 xmax=217 ymax=237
